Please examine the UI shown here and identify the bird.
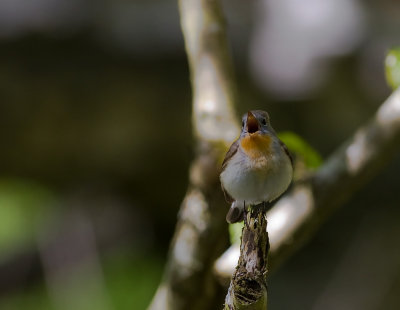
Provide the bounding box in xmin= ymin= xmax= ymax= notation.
xmin=220 ymin=110 xmax=293 ymax=223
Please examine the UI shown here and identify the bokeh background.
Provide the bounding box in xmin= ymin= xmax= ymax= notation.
xmin=1 ymin=0 xmax=400 ymax=309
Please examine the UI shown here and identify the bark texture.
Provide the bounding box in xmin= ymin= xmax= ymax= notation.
xmin=224 ymin=205 xmax=269 ymax=310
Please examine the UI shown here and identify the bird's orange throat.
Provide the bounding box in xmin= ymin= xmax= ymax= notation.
xmin=240 ymin=133 xmax=272 ymax=159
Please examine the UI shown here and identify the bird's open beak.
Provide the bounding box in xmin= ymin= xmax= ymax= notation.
xmin=247 ymin=111 xmax=259 ymax=134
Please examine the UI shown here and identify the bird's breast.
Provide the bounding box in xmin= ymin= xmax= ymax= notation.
xmin=240 ymin=133 xmax=272 ymax=161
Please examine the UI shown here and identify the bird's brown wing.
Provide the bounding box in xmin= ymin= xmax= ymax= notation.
xmin=221 ymin=139 xmax=239 ymax=203
xmin=279 ymin=139 xmax=293 ymax=166
xmin=222 ymin=138 xmax=239 ymax=171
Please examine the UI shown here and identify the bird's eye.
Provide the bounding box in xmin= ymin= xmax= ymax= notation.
xmin=261 ymin=118 xmax=267 ymax=125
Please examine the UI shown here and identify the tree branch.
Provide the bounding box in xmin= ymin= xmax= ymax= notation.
xmin=215 ymin=87 xmax=400 ymax=279
xmin=148 ymin=0 xmax=239 ymax=309
xmin=224 ymin=205 xmax=269 ymax=310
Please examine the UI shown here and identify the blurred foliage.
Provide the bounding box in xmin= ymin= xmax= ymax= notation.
xmin=278 ymin=132 xmax=322 ymax=170
xmin=385 ymin=48 xmax=400 ymax=90
xmin=0 ymin=179 xmax=163 ymax=310
xmin=0 ymin=251 xmax=163 ymax=310
xmin=0 ymin=282 xmax=50 ymax=310
xmin=104 ymin=251 xmax=163 ymax=310
xmin=0 ymin=179 xmax=54 ymax=262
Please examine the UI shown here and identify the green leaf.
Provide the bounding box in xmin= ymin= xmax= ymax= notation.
xmin=229 ymin=222 xmax=244 ymax=245
xmin=385 ymin=48 xmax=400 ymax=90
xmin=278 ymin=131 xmax=322 ymax=169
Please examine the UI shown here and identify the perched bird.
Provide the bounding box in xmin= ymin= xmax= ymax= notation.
xmin=220 ymin=110 xmax=293 ymax=223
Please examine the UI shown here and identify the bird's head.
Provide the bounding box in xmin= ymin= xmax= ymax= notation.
xmin=241 ymin=110 xmax=271 ymax=136
xmin=239 ymin=110 xmax=274 ymax=158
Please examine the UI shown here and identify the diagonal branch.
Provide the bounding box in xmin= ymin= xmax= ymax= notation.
xmin=148 ymin=0 xmax=239 ymax=309
xmin=215 ymin=87 xmax=400 ymax=279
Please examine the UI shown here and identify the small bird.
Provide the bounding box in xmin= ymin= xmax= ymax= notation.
xmin=220 ymin=110 xmax=293 ymax=223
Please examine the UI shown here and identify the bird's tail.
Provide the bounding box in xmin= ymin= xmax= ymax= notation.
xmin=226 ymin=201 xmax=244 ymax=224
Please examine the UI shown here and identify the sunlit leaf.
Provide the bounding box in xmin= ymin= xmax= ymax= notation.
xmin=385 ymin=48 xmax=400 ymax=90
xmin=229 ymin=222 xmax=244 ymax=245
xmin=278 ymin=131 xmax=322 ymax=169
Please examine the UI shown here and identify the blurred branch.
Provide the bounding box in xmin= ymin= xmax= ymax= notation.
xmin=215 ymin=87 xmax=400 ymax=279
xmin=148 ymin=0 xmax=239 ymax=309
xmin=224 ymin=206 xmax=269 ymax=310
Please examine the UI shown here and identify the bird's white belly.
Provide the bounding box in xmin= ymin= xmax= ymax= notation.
xmin=220 ymin=150 xmax=292 ymax=204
